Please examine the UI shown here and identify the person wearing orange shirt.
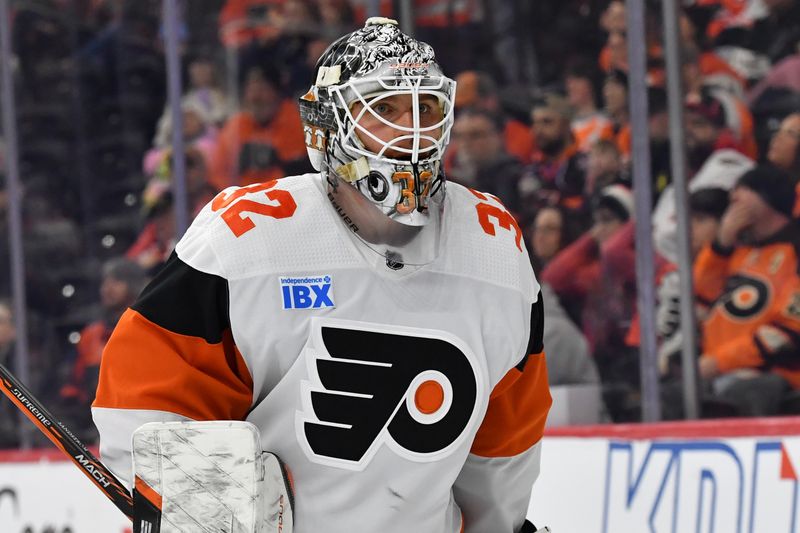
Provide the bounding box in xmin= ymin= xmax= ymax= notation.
xmin=695 ymin=166 xmax=800 ymax=416
xmin=209 ymin=62 xmax=310 ymax=190
xmin=564 ymin=59 xmax=614 ymax=153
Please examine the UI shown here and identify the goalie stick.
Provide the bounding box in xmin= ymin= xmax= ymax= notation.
xmin=0 ymin=362 xmax=134 ymax=520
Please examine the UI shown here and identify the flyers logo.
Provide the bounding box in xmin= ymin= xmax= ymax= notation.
xmin=297 ymin=319 xmax=486 ymax=470
xmin=719 ymin=274 xmax=770 ymax=320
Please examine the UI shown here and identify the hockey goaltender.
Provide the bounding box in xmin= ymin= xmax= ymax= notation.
xmin=93 ymin=17 xmax=552 ymax=533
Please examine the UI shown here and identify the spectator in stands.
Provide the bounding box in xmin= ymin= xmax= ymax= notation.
xmin=696 ymin=166 xmax=800 ymax=416
xmin=747 ymin=54 xmax=800 ymax=105
xmin=598 ymin=0 xmax=628 ymax=73
xmin=519 ymin=92 xmax=588 ymax=219
xmin=681 ymin=41 xmax=758 ymax=160
xmin=612 ymin=84 xmax=702 ymax=200
xmin=664 ymin=186 xmax=729 ymax=352
xmin=598 ymin=0 xmax=665 ymax=85
xmin=126 ymin=189 xmax=178 ymax=273
xmin=145 ymin=97 xmax=219 ymax=177
xmin=223 ymin=0 xmax=323 ymax=96
xmin=647 ymin=86 xmax=673 ymax=199
xmin=449 ymin=108 xmax=525 ymax=214
xmin=59 ymin=259 xmax=148 ymax=440
xmin=271 ymin=0 xmax=326 ymax=95
xmin=621 ymin=188 xmax=730 ymax=383
xmin=0 ymin=299 xmax=18 ymax=448
xmin=653 ymin=90 xmax=755 ymax=263
xmin=685 ymin=89 xmax=744 ymax=174
xmin=528 ymin=204 xmax=580 ymax=272
xmin=209 ymin=62 xmax=308 ymax=189
xmin=185 ymin=54 xmax=229 ymax=127
xmin=542 ymin=184 xmax=635 ymax=363
xmin=603 ymin=69 xmax=631 ymax=160
xmin=713 ymin=0 xmax=800 ymax=79
xmin=145 ymin=146 xmax=218 ymax=215
xmin=564 ymin=58 xmax=613 ymax=153
xmin=452 ymin=70 xmax=535 ymax=164
xmin=586 ymin=139 xmax=627 ymax=199
xmin=680 ymin=7 xmax=746 ymax=98
xmin=767 ymin=113 xmax=800 ymax=181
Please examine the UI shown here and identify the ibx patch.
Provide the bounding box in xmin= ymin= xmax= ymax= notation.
xmin=281 ymin=275 xmax=335 ymax=309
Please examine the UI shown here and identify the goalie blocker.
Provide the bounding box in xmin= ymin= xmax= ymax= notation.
xmin=131 ymin=421 xmax=294 ymax=533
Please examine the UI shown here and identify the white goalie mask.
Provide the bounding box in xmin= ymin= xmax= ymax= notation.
xmin=299 ymin=17 xmax=456 ymax=247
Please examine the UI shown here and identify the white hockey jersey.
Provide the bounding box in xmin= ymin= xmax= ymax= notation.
xmin=93 ymin=173 xmax=551 ymax=533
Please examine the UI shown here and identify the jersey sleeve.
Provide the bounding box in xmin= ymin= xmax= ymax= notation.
xmin=694 ymin=241 xmax=735 ymax=305
xmin=91 ymin=250 xmax=254 ymax=489
xmin=453 ymin=292 xmax=552 ymax=532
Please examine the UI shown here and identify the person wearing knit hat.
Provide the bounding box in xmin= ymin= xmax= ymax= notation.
xmin=592 ymin=184 xmax=634 ymax=243
xmin=595 ymin=184 xmax=634 ymax=222
xmin=695 ymin=164 xmax=800 ymax=415
xmin=712 ymin=165 xmax=795 ymax=251
xmin=733 ymin=165 xmax=796 ymax=220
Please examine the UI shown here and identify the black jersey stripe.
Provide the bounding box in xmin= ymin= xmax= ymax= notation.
xmin=525 ymin=291 xmax=545 ymax=357
xmin=132 ymin=251 xmax=230 ymax=344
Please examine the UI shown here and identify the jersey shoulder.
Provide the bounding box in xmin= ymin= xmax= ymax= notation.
xmin=438 ymin=182 xmax=538 ymax=301
xmin=175 ymin=173 xmax=361 ymax=279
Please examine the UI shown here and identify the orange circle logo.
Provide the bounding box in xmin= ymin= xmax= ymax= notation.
xmin=414 ymin=380 xmax=445 ymax=414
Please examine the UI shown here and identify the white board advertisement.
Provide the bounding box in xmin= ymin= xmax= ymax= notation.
xmin=530 ymin=419 xmax=800 ymax=532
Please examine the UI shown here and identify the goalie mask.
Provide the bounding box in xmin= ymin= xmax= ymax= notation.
xmin=299 ymin=17 xmax=456 ymax=247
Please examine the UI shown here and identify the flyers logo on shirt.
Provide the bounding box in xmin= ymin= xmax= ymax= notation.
xmin=719 ymin=274 xmax=771 ymax=320
xmin=296 ymin=318 xmax=487 ymax=471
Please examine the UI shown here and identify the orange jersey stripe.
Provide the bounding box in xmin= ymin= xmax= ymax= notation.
xmin=93 ymin=309 xmax=254 ymax=422
xmin=470 ymin=352 xmax=551 ymax=457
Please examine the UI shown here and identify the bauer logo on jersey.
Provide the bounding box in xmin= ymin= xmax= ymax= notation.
xmin=296 ymin=318 xmax=487 ymax=471
xmin=280 ymin=275 xmax=335 ymax=309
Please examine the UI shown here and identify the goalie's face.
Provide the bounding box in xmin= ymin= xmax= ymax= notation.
xmin=349 ymin=92 xmax=445 ymax=160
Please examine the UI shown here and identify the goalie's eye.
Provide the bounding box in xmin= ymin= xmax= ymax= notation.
xmin=373 ymin=102 xmax=393 ymax=115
